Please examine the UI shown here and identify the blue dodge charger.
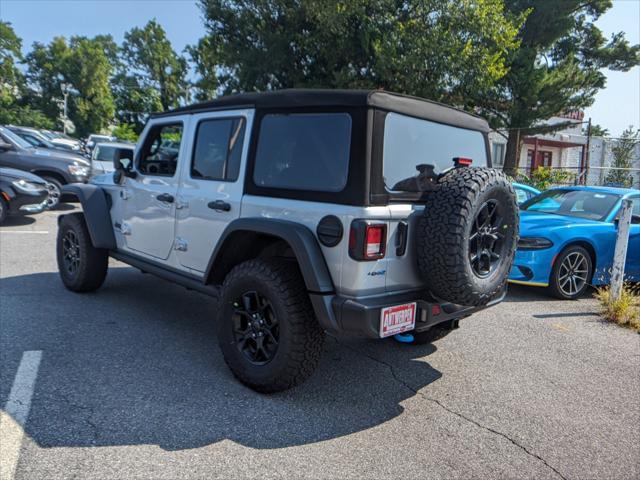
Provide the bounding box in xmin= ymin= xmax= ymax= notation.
xmin=509 ymin=186 xmax=640 ymax=299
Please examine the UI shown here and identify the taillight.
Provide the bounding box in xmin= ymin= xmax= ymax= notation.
xmin=349 ymin=221 xmax=387 ymax=261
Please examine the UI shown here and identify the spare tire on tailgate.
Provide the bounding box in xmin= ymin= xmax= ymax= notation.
xmin=416 ymin=167 xmax=519 ymax=306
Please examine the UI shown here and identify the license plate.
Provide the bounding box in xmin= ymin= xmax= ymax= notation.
xmin=380 ymin=302 xmax=417 ymax=338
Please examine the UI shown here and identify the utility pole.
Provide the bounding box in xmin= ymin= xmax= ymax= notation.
xmin=610 ymin=199 xmax=632 ymax=301
xmin=61 ymin=83 xmax=70 ymax=134
xmin=584 ymin=117 xmax=592 ymax=185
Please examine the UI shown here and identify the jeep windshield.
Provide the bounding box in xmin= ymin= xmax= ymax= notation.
xmin=383 ymin=113 xmax=487 ymax=192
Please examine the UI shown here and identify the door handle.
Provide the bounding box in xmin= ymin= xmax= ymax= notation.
xmin=156 ymin=193 xmax=174 ymax=203
xmin=208 ymin=200 xmax=231 ymax=212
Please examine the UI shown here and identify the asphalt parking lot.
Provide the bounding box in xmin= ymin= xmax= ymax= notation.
xmin=1 ymin=207 xmax=639 ymax=480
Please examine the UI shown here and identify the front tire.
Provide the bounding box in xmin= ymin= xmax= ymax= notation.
xmin=56 ymin=213 xmax=108 ymax=292
xmin=217 ymin=259 xmax=324 ymax=393
xmin=548 ymin=245 xmax=593 ymax=300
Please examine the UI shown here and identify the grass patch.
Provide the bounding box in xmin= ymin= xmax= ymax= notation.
xmin=594 ymin=283 xmax=640 ymax=332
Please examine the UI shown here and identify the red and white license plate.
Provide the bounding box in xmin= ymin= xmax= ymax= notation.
xmin=379 ymin=302 xmax=417 ymax=338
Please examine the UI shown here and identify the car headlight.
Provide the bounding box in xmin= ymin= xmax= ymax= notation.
xmin=518 ymin=237 xmax=554 ymax=250
xmin=68 ymin=164 xmax=90 ymax=177
xmin=12 ymin=179 xmax=43 ymax=193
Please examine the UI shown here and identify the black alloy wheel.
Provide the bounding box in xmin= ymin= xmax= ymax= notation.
xmin=62 ymin=229 xmax=81 ymax=275
xmin=469 ymin=199 xmax=504 ymax=278
xmin=232 ymin=290 xmax=279 ymax=365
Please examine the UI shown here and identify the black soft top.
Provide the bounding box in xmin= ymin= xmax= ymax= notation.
xmin=154 ymin=89 xmax=490 ymax=132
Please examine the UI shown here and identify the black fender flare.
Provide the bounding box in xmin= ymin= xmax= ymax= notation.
xmin=205 ymin=218 xmax=335 ymax=294
xmin=59 ymin=184 xmax=116 ymax=249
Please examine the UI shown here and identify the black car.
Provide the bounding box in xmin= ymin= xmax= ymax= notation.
xmin=0 ymin=126 xmax=90 ymax=208
xmin=0 ymin=167 xmax=49 ymax=224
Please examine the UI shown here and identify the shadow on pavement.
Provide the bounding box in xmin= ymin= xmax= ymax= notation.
xmin=1 ymin=215 xmax=37 ymax=226
xmin=0 ymin=268 xmax=442 ymax=451
xmin=504 ymin=284 xmax=594 ymax=302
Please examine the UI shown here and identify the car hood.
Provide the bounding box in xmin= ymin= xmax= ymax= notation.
xmin=0 ymin=167 xmax=47 ymax=184
xmin=519 ymin=210 xmax=603 ymax=235
xmin=28 ymin=147 xmax=89 ymax=166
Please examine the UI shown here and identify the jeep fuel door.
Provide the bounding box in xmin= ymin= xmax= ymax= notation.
xmin=174 ymin=109 xmax=253 ymax=272
xmin=120 ymin=118 xmax=188 ymax=260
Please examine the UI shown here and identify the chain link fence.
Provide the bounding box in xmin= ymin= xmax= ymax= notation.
xmin=491 ymin=127 xmax=640 ymax=190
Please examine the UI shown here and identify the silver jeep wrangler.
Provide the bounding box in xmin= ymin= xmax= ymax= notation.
xmin=57 ymin=90 xmax=519 ymax=392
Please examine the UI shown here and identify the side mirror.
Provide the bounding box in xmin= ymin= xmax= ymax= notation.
xmin=113 ymin=150 xmax=136 ymax=178
xmin=0 ymin=141 xmax=14 ymax=151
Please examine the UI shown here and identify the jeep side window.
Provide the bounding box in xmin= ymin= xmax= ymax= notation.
xmin=253 ymin=113 xmax=351 ymax=192
xmin=191 ymin=117 xmax=246 ymax=181
xmin=138 ymin=123 xmax=183 ymax=176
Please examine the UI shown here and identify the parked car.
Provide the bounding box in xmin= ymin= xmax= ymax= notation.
xmin=39 ymin=130 xmax=83 ymax=153
xmin=90 ymin=141 xmax=134 ymax=177
xmin=85 ymin=134 xmax=116 ymax=152
xmin=0 ymin=167 xmax=49 ymax=224
xmin=6 ymin=125 xmax=79 ymax=155
xmin=0 ymin=126 xmax=90 ymax=208
xmin=512 ymin=182 xmax=541 ymax=204
xmin=509 ymin=186 xmax=640 ymax=299
xmin=56 ymin=89 xmax=519 ymax=392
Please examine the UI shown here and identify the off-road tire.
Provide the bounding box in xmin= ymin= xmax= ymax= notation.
xmin=217 ymin=259 xmax=325 ymax=393
xmin=548 ymin=245 xmax=593 ymax=300
xmin=56 ymin=213 xmax=108 ymax=292
xmin=417 ymin=168 xmax=519 ymax=306
xmin=0 ymin=197 xmax=7 ymax=224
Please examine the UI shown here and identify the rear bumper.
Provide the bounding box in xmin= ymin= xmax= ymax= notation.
xmin=310 ymin=287 xmax=507 ymax=339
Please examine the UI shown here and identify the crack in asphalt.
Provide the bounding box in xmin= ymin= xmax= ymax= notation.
xmin=339 ymin=341 xmax=568 ymax=480
xmin=49 ymin=392 xmax=100 ymax=445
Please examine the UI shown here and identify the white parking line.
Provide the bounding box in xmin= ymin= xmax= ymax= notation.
xmin=0 ymin=351 xmax=43 ymax=480
xmin=0 ymin=231 xmax=49 ymax=234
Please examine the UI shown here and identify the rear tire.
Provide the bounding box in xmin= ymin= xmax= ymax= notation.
xmin=217 ymin=259 xmax=324 ymax=393
xmin=548 ymin=245 xmax=593 ymax=300
xmin=56 ymin=213 xmax=108 ymax=292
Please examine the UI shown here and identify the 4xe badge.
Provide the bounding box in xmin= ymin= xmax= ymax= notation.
xmin=380 ymin=302 xmax=417 ymax=338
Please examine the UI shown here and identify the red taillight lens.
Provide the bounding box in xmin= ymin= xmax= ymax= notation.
xmin=349 ymin=221 xmax=386 ymax=261
xmin=365 ymin=225 xmax=385 ymax=259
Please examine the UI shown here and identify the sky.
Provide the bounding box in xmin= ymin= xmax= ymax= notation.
xmin=1 ymin=0 xmax=638 ymax=137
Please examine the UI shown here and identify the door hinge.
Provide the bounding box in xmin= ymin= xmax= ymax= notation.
xmin=174 ymin=237 xmax=188 ymax=252
xmin=120 ymin=190 xmax=132 ymax=200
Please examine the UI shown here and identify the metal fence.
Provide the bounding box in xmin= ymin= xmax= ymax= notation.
xmin=511 ymin=166 xmax=640 ymax=190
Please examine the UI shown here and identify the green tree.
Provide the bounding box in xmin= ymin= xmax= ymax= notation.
xmin=185 ymin=37 xmax=218 ymax=102
xmin=197 ymin=0 xmax=523 ymax=101
xmin=475 ymin=0 xmax=640 ymax=175
xmin=24 ymin=37 xmax=71 ymax=123
xmin=112 ymin=123 xmax=139 ymax=142
xmin=121 ymin=19 xmax=188 ymax=111
xmin=65 ymin=37 xmax=116 ymax=137
xmin=0 ymin=22 xmax=52 ymax=127
xmin=605 ymin=127 xmax=639 ymax=188
xmin=585 ymin=123 xmax=609 ymax=137
xmin=25 ymin=36 xmax=115 ymax=135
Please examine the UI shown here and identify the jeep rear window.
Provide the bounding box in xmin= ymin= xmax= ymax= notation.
xmin=383 ymin=113 xmax=487 ymax=192
xmin=253 ymin=113 xmax=351 ymax=192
